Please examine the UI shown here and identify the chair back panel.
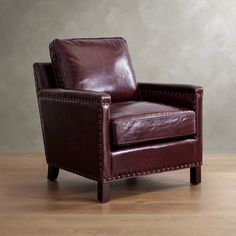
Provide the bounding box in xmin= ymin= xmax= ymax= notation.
xmin=49 ymin=37 xmax=140 ymax=103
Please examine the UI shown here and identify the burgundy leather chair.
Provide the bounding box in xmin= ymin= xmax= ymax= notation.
xmin=33 ymin=37 xmax=203 ymax=202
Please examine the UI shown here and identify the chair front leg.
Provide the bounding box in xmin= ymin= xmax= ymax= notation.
xmin=190 ymin=166 xmax=201 ymax=185
xmin=47 ymin=166 xmax=59 ymax=181
xmin=97 ymin=182 xmax=110 ymax=203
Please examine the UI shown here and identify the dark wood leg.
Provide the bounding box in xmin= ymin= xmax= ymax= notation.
xmin=97 ymin=182 xmax=110 ymax=203
xmin=190 ymin=166 xmax=201 ymax=185
xmin=47 ymin=166 xmax=59 ymax=181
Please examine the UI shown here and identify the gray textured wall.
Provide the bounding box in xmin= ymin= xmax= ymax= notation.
xmin=0 ymin=0 xmax=236 ymax=153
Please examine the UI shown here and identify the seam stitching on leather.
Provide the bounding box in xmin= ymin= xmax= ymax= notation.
xmin=51 ymin=40 xmax=67 ymax=88
xmin=113 ymin=111 xmax=194 ymax=123
xmin=140 ymin=88 xmax=199 ymax=143
xmin=114 ymin=132 xmax=196 ymax=145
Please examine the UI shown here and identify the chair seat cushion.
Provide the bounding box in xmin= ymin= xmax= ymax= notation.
xmin=110 ymin=101 xmax=196 ymax=146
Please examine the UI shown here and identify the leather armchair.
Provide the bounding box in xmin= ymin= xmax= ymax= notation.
xmin=33 ymin=37 xmax=203 ymax=202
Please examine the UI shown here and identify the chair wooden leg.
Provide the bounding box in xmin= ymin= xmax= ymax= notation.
xmin=190 ymin=166 xmax=201 ymax=185
xmin=97 ymin=182 xmax=110 ymax=203
xmin=47 ymin=166 xmax=59 ymax=181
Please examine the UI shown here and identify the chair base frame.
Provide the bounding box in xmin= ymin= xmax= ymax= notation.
xmin=47 ymin=165 xmax=201 ymax=202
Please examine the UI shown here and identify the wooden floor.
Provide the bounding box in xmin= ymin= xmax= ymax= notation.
xmin=0 ymin=154 xmax=236 ymax=236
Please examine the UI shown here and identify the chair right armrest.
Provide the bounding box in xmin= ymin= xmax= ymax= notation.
xmin=138 ymin=82 xmax=203 ymax=163
xmin=138 ymin=82 xmax=203 ymax=109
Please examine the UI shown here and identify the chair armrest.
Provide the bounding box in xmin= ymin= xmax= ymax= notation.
xmin=139 ymin=82 xmax=203 ymax=163
xmin=138 ymin=82 xmax=203 ymax=109
xmin=139 ymin=82 xmax=203 ymax=96
xmin=37 ymin=89 xmax=111 ymax=181
xmin=38 ymin=88 xmax=111 ymax=105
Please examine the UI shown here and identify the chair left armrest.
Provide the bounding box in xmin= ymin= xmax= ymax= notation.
xmin=37 ymin=88 xmax=111 ymax=181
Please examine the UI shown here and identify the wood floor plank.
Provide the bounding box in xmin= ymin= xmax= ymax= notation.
xmin=0 ymin=154 xmax=235 ymax=235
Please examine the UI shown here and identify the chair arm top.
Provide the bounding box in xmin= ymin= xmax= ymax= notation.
xmin=38 ymin=88 xmax=111 ymax=105
xmin=138 ymin=82 xmax=203 ymax=96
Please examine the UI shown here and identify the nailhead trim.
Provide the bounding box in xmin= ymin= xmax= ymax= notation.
xmin=39 ymin=94 xmax=110 ymax=106
xmin=38 ymin=100 xmax=50 ymax=164
xmin=33 ymin=69 xmax=50 ymax=164
xmin=140 ymin=87 xmax=199 ymax=128
xmin=38 ymin=94 xmax=108 ymax=180
xmin=97 ymin=108 xmax=103 ymax=178
xmin=48 ymin=161 xmax=100 ymax=181
xmin=38 ymin=89 xmax=202 ymax=183
xmin=48 ymin=161 xmax=202 ymax=183
xmin=141 ymin=87 xmax=201 ymax=141
xmin=140 ymin=89 xmax=196 ymax=97
xmin=103 ymin=162 xmax=202 ymax=182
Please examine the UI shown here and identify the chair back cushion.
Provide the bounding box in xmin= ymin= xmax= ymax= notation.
xmin=33 ymin=63 xmax=56 ymax=92
xmin=49 ymin=37 xmax=140 ymax=102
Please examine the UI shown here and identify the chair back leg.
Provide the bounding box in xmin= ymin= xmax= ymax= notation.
xmin=47 ymin=166 xmax=59 ymax=181
xmin=190 ymin=166 xmax=201 ymax=185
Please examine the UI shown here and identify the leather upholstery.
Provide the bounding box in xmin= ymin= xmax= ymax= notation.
xmin=111 ymin=139 xmax=198 ymax=178
xmin=138 ymin=83 xmax=203 ymax=110
xmin=139 ymin=82 xmax=203 ymax=164
xmin=110 ymin=101 xmax=196 ymax=146
xmin=33 ymin=38 xmax=203 ymax=201
xmin=33 ymin=63 xmax=56 ymax=92
xmin=33 ymin=64 xmax=203 ymax=182
xmin=38 ymin=88 xmax=112 ymax=180
xmin=49 ymin=37 xmax=140 ymax=102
